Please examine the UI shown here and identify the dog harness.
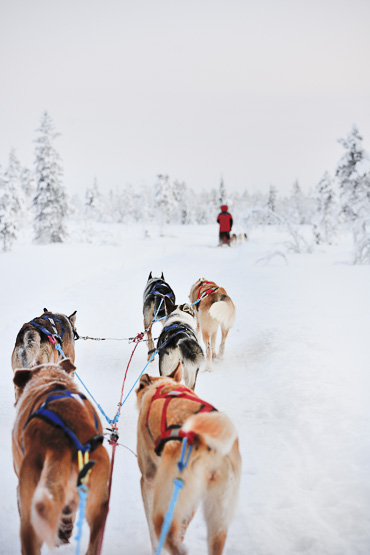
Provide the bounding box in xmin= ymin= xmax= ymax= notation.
xmin=22 ymin=389 xmax=103 ymax=455
xmin=149 ymin=282 xmax=176 ymax=321
xmin=30 ymin=313 xmax=66 ymax=344
xmin=194 ymin=281 xmax=219 ymax=310
xmin=145 ymin=385 xmax=217 ymax=456
xmin=156 ymin=323 xmax=197 ymax=353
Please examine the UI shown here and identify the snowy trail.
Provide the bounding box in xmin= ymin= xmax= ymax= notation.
xmin=0 ymin=224 xmax=369 ymax=555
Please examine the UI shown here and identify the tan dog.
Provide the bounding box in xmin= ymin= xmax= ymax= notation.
xmin=12 ymin=359 xmax=110 ymax=555
xmin=12 ymin=309 xmax=78 ymax=370
xmin=136 ymin=364 xmax=241 ymax=555
xmin=189 ymin=279 xmax=235 ymax=371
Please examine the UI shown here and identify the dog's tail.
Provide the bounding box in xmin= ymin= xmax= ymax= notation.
xmin=179 ymin=340 xmax=204 ymax=390
xmin=181 ymin=411 xmax=237 ymax=456
xmin=31 ymin=449 xmax=76 ymax=548
xmin=209 ymin=297 xmax=235 ymax=329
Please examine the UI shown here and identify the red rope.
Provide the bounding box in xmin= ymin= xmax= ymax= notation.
xmin=97 ymin=332 xmax=144 ymax=554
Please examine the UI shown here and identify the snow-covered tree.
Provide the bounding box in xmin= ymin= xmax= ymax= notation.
xmin=312 ymin=172 xmax=337 ymax=245
xmin=336 ymin=125 xmax=370 ymax=263
xmin=336 ymin=125 xmax=370 ymax=221
xmin=219 ymin=176 xmax=226 ymax=206
xmin=153 ymin=174 xmax=177 ymax=232
xmin=85 ymin=177 xmax=104 ymax=222
xmin=20 ymin=165 xmax=35 ymax=208
xmin=266 ymin=185 xmax=278 ymax=224
xmin=33 ymin=111 xmax=68 ymax=243
xmin=0 ymin=166 xmax=18 ymax=251
xmin=3 ymin=149 xmax=26 ymax=224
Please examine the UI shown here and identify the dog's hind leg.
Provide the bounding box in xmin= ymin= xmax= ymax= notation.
xmin=202 ymin=331 xmax=212 ymax=371
xmin=85 ymin=449 xmax=110 ymax=555
xmin=211 ymin=332 xmax=217 ymax=359
xmin=144 ymin=309 xmax=155 ymax=361
xmin=203 ymin=454 xmax=240 ymax=555
xmin=218 ymin=326 xmax=230 ymax=359
xmin=18 ymin=456 xmax=43 ymax=555
xmin=141 ymin=476 xmax=158 ymax=552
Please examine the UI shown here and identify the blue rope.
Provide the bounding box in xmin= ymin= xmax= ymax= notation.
xmin=75 ymin=348 xmax=159 ymax=425
xmin=118 ymin=349 xmax=158 ymax=411
xmin=55 ymin=343 xmax=66 ymax=359
xmin=155 ymin=479 xmax=184 ymax=555
xmin=75 ymin=484 xmax=89 ymax=555
xmin=178 ymin=438 xmax=193 ymax=471
xmin=155 ymin=438 xmax=193 ymax=554
xmin=152 ymin=297 xmax=164 ymax=322
xmin=75 ymin=371 xmax=114 ymax=426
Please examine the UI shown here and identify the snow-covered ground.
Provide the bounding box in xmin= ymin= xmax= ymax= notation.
xmin=1 ymin=223 xmax=369 ymax=555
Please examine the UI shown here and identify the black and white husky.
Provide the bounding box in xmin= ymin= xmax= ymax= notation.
xmin=143 ymin=272 xmax=176 ymax=359
xmin=157 ymin=301 xmax=204 ymax=390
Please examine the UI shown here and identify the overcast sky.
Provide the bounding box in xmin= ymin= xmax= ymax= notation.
xmin=1 ymin=0 xmax=370 ymax=197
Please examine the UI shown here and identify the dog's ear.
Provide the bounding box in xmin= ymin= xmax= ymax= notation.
xmin=43 ymin=307 xmax=48 ymax=313
xmin=68 ymin=311 xmax=77 ymax=326
xmin=168 ymin=361 xmax=182 ymax=383
xmin=13 ymin=369 xmax=34 ymax=389
xmin=181 ymin=303 xmax=195 ymax=317
xmin=136 ymin=373 xmax=152 ymax=393
xmin=161 ymin=272 xmax=165 ymax=280
xmin=148 ymin=271 xmax=152 ymax=280
xmin=164 ymin=296 xmax=176 ymax=315
xmin=58 ymin=358 xmax=76 ymax=374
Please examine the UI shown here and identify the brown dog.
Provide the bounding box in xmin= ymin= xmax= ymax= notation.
xmin=136 ymin=363 xmax=241 ymax=555
xmin=189 ymin=279 xmax=235 ymax=371
xmin=12 ymin=359 xmax=110 ymax=555
xmin=11 ymin=309 xmax=78 ymax=398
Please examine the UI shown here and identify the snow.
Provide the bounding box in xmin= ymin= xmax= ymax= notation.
xmin=1 ymin=223 xmax=369 ymax=555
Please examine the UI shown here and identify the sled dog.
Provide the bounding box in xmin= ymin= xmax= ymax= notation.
xmin=11 ymin=309 xmax=78 ymax=400
xmin=12 ymin=359 xmax=110 ymax=555
xmin=156 ymin=300 xmax=204 ymax=390
xmin=189 ymin=279 xmax=235 ymax=371
xmin=136 ymin=364 xmax=241 ymax=555
xmin=143 ymin=272 xmax=176 ymax=359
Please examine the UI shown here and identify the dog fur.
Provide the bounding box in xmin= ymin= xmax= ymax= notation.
xmin=136 ymin=365 xmax=241 ymax=555
xmin=189 ymin=279 xmax=235 ymax=371
xmin=12 ymin=359 xmax=110 ymax=555
xmin=143 ymin=272 xmax=176 ymax=360
xmin=157 ymin=300 xmax=204 ymax=390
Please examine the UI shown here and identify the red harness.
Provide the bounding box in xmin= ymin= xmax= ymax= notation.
xmin=196 ymin=281 xmax=219 ymax=305
xmin=145 ymin=385 xmax=216 ymax=456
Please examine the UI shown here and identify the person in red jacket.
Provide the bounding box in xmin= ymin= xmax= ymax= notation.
xmin=217 ymin=205 xmax=233 ymax=246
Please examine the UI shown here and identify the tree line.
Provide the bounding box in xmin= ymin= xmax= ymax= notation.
xmin=1 ymin=112 xmax=370 ymax=263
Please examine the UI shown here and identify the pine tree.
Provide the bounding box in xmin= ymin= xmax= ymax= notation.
xmin=33 ymin=111 xmax=68 ymax=243
xmin=219 ymin=176 xmax=226 ymax=206
xmin=266 ymin=185 xmax=278 ymax=224
xmin=4 ymin=149 xmax=25 ymax=225
xmin=312 ymin=172 xmax=337 ymax=245
xmin=0 ymin=165 xmax=18 ymax=251
xmin=336 ymin=125 xmax=370 ymax=263
xmin=85 ymin=177 xmax=103 ymax=222
xmin=153 ymin=174 xmax=176 ymax=232
xmin=336 ymin=125 xmax=370 ymax=223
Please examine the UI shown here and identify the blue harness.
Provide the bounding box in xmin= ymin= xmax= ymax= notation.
xmin=30 ymin=314 xmax=66 ymax=345
xmin=157 ymin=323 xmax=197 ymax=352
xmin=23 ymin=389 xmax=103 ymax=455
